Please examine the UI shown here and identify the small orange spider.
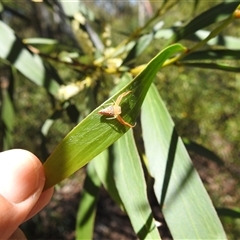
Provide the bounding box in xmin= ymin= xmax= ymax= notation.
xmin=98 ymin=90 xmax=136 ymax=128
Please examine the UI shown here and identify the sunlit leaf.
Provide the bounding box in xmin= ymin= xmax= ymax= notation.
xmin=113 ymin=130 xmax=161 ymax=239
xmin=123 ymin=33 xmax=154 ymax=65
xmin=187 ymin=30 xmax=240 ymax=49
xmin=43 ymin=44 xmax=186 ymax=189
xmin=0 ymin=21 xmax=61 ymax=96
xmin=76 ymin=162 xmax=101 ymax=240
xmin=23 ymin=38 xmax=58 ymax=45
xmin=168 ymin=1 xmax=239 ymax=43
xmin=141 ymin=84 xmax=226 ymax=239
xmin=155 ymin=28 xmax=240 ymax=49
xmin=92 ymin=150 xmax=123 ymax=207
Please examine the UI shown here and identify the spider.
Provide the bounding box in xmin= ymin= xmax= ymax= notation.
xmin=98 ymin=90 xmax=136 ymax=128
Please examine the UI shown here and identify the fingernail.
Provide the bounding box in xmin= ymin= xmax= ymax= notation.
xmin=0 ymin=150 xmax=45 ymax=203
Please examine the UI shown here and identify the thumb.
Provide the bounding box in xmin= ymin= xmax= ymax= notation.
xmin=0 ymin=149 xmax=45 ymax=239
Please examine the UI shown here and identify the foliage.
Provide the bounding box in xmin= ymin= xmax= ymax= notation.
xmin=1 ymin=0 xmax=240 ymax=239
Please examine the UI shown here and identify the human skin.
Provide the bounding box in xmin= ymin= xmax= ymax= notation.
xmin=0 ymin=149 xmax=54 ymax=239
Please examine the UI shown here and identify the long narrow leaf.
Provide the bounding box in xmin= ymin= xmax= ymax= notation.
xmin=180 ymin=62 xmax=240 ymax=72
xmin=169 ymin=1 xmax=239 ymax=43
xmin=92 ymin=150 xmax=123 ymax=207
xmin=0 ymin=21 xmax=60 ymax=96
xmin=188 ymin=29 xmax=240 ymax=49
xmin=217 ymin=207 xmax=240 ymax=219
xmin=23 ymin=38 xmax=58 ymax=45
xmin=76 ymin=162 xmax=101 ymax=239
xmin=182 ymin=49 xmax=240 ymax=61
xmin=113 ymin=130 xmax=160 ymax=240
xmin=43 ymin=44 xmax=186 ymax=189
xmin=123 ymin=33 xmax=154 ymax=65
xmin=141 ymin=84 xmax=226 ymax=239
xmin=155 ymin=28 xmax=240 ymax=49
xmin=1 ymin=87 xmax=14 ymax=150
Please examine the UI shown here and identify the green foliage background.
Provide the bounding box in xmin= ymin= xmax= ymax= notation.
xmin=1 ymin=0 xmax=240 ymax=239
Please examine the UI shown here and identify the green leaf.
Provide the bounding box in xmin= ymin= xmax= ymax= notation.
xmin=0 ymin=2 xmax=3 ymax=12
xmin=0 ymin=20 xmax=60 ymax=96
xmin=141 ymin=84 xmax=226 ymax=239
xmin=112 ymin=130 xmax=161 ymax=239
xmin=43 ymin=43 xmax=186 ymax=190
xmin=60 ymin=1 xmax=80 ymax=17
xmin=123 ymin=33 xmax=154 ymax=65
xmin=23 ymin=38 xmax=58 ymax=45
xmin=217 ymin=208 xmax=240 ymax=219
xmin=92 ymin=150 xmax=123 ymax=207
xmin=180 ymin=62 xmax=240 ymax=72
xmin=179 ymin=49 xmax=240 ymax=72
xmin=41 ymin=109 xmax=63 ymax=137
xmin=155 ymin=28 xmax=240 ymax=50
xmin=186 ymin=30 xmax=240 ymax=49
xmin=76 ymin=162 xmax=101 ymax=240
xmin=169 ymin=1 xmax=239 ymax=44
xmin=1 ymin=86 xmax=14 ymax=150
xmin=182 ymin=49 xmax=240 ymax=61
xmin=61 ymin=0 xmax=95 ymax=21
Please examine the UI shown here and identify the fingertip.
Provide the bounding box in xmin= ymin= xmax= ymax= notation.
xmin=0 ymin=149 xmax=46 ymax=239
xmin=0 ymin=149 xmax=45 ymax=203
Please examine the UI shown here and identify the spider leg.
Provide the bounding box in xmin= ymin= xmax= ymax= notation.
xmin=116 ymin=115 xmax=136 ymax=128
xmin=115 ymin=90 xmax=132 ymax=106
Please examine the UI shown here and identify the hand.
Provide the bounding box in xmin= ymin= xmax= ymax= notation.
xmin=0 ymin=149 xmax=54 ymax=239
